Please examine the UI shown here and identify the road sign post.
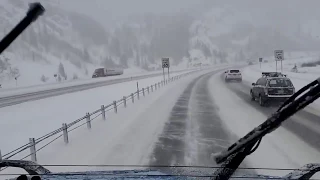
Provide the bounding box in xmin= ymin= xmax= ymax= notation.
xmin=162 ymin=58 xmax=170 ymax=82
xmin=259 ymin=58 xmax=263 ymax=69
xmin=274 ymin=50 xmax=284 ymax=72
xmin=162 ymin=68 xmax=165 ymax=82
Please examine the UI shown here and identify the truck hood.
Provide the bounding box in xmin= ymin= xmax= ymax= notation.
xmin=31 ymin=169 xmax=281 ymax=180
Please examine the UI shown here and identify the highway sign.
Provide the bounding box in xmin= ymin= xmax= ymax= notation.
xmin=162 ymin=58 xmax=170 ymax=68
xmin=259 ymin=58 xmax=263 ymax=62
xmin=274 ymin=50 xmax=284 ymax=61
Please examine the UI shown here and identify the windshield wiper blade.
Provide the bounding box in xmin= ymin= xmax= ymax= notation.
xmin=212 ymin=78 xmax=320 ymax=180
xmin=0 ymin=2 xmax=45 ymax=54
xmin=284 ymin=163 xmax=320 ymax=180
xmin=0 ymin=160 xmax=50 ymax=175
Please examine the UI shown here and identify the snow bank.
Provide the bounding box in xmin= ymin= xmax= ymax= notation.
xmin=0 ymin=51 xmax=200 ymax=91
xmin=0 ymin=67 xmax=201 ymax=98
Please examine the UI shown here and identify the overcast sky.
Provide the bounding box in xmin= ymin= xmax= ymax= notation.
xmin=56 ymin=0 xmax=207 ymax=28
xmin=51 ymin=0 xmax=320 ymax=34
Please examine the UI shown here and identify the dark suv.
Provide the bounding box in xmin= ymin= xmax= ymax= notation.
xmin=250 ymin=72 xmax=295 ymax=106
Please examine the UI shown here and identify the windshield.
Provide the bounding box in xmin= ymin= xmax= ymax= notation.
xmin=268 ymin=78 xmax=293 ymax=87
xmin=2 ymin=1 xmax=320 ymax=180
xmin=94 ymin=68 xmax=105 ymax=75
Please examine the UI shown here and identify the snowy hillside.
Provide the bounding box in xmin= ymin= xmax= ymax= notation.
xmin=0 ymin=1 xmax=196 ymax=88
xmin=188 ymin=1 xmax=320 ymax=64
xmin=0 ymin=0 xmax=110 ymax=87
xmin=2 ymin=0 xmax=320 ymax=88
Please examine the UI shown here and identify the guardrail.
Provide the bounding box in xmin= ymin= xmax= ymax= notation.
xmin=0 ymin=69 xmax=200 ymax=163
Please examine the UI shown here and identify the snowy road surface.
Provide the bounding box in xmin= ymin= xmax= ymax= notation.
xmin=148 ymin=70 xmax=320 ymax=177
xmin=149 ymin=70 xmax=239 ymax=171
xmin=3 ymin=65 xmax=320 ymax=178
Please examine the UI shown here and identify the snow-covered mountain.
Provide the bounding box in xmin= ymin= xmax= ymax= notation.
xmin=0 ymin=0 xmax=110 ymax=87
xmin=2 ymin=0 xmax=320 ymax=88
xmin=188 ymin=1 xmax=320 ymax=64
xmin=0 ymin=0 xmax=194 ymax=88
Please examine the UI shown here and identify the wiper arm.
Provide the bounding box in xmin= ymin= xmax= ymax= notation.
xmin=212 ymin=78 xmax=320 ymax=180
xmin=284 ymin=163 xmax=320 ymax=180
xmin=0 ymin=2 xmax=45 ymax=54
xmin=0 ymin=160 xmax=50 ymax=175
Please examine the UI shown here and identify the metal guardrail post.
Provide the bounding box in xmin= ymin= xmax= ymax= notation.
xmin=29 ymin=138 xmax=37 ymax=162
xmin=86 ymin=113 xmax=91 ymax=129
xmin=137 ymin=89 xmax=140 ymax=100
xmin=62 ymin=123 xmax=68 ymax=144
xmin=123 ymin=96 xmax=127 ymax=107
xmin=155 ymin=83 xmax=157 ymax=90
xmin=113 ymin=101 xmax=117 ymax=113
xmin=151 ymin=85 xmax=153 ymax=92
xmin=142 ymin=88 xmax=145 ymax=96
xmin=101 ymin=105 xmax=106 ymax=120
xmin=147 ymin=87 xmax=149 ymax=94
xmin=131 ymin=93 xmax=134 ymax=103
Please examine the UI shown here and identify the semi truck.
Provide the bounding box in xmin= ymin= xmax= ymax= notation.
xmin=92 ymin=68 xmax=124 ymax=78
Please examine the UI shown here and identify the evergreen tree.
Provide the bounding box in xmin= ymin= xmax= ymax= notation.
xmin=58 ymin=62 xmax=67 ymax=80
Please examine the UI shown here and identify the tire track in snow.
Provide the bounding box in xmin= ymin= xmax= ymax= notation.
xmin=221 ymin=74 xmax=320 ymax=153
xmin=188 ymin=73 xmax=231 ymax=166
xmin=150 ymin=73 xmax=204 ymax=167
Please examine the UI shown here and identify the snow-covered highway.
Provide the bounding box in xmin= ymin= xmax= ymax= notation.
xmin=0 ymin=69 xmax=198 ymax=108
xmin=2 ymin=64 xmax=320 ymax=179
